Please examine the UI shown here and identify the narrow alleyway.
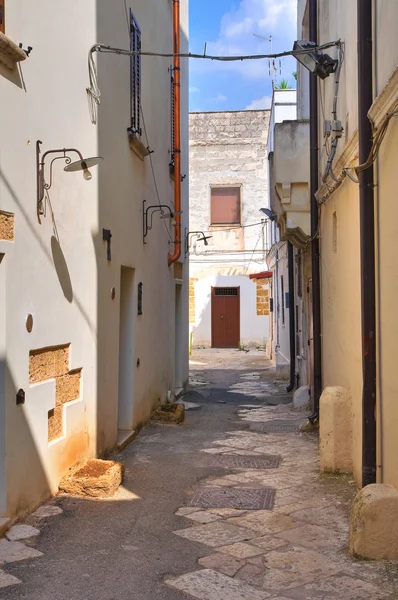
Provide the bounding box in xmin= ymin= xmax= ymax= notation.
xmin=0 ymin=350 xmax=397 ymax=599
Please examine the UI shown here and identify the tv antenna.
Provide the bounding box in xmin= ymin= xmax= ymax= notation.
xmin=253 ymin=34 xmax=281 ymax=86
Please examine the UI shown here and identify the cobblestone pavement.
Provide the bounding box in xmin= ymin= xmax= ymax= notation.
xmin=167 ymin=350 xmax=398 ymax=600
xmin=0 ymin=349 xmax=397 ymax=599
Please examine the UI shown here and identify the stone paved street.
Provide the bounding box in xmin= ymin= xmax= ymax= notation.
xmin=0 ymin=349 xmax=397 ymax=599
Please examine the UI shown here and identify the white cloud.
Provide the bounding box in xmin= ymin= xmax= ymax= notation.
xmin=189 ymin=86 xmax=200 ymax=93
xmin=192 ymin=0 xmax=297 ymax=81
xmin=213 ymin=94 xmax=228 ymax=102
xmin=246 ymin=95 xmax=272 ymax=110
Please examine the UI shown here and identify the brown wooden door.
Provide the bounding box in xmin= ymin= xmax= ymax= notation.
xmin=211 ymin=287 xmax=240 ymax=348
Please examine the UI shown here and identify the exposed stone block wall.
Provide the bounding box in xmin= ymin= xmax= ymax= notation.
xmin=29 ymin=345 xmax=82 ymax=443
xmin=0 ymin=211 xmax=15 ymax=241
xmin=256 ymin=279 xmax=270 ymax=316
xmin=189 ymin=278 xmax=197 ymax=324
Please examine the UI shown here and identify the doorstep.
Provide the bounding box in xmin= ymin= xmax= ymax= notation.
xmin=117 ymin=430 xmax=137 ymax=452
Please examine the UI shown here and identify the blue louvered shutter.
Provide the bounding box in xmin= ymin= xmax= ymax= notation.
xmin=130 ymin=10 xmax=141 ymax=134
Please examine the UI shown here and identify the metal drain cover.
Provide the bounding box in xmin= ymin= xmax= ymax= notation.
xmin=248 ymin=420 xmax=301 ymax=434
xmin=189 ymin=487 xmax=275 ymax=510
xmin=212 ymin=454 xmax=281 ymax=469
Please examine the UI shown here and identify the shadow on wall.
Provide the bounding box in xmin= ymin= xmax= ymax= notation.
xmin=0 ymin=361 xmax=52 ymax=518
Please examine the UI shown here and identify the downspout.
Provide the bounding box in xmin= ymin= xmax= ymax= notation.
xmin=168 ymin=0 xmax=182 ymax=266
xmin=286 ymin=241 xmax=296 ymax=392
xmin=358 ymin=0 xmax=376 ymax=486
xmin=308 ymin=0 xmax=322 ymax=423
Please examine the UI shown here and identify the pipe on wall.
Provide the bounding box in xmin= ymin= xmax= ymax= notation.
xmin=286 ymin=241 xmax=296 ymax=392
xmin=308 ymin=0 xmax=322 ymax=422
xmin=168 ymin=0 xmax=182 ymax=266
xmin=357 ymin=0 xmax=377 ymax=487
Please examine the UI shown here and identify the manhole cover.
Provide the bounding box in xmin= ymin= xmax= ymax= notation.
xmin=212 ymin=454 xmax=281 ymax=469
xmin=189 ymin=487 xmax=275 ymax=510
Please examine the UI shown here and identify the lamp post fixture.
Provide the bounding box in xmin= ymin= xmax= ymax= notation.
xmin=142 ymin=200 xmax=182 ymax=244
xmin=36 ymin=140 xmax=103 ymax=219
xmin=185 ymin=230 xmax=213 ymax=256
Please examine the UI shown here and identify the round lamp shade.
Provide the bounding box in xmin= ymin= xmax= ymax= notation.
xmin=64 ymin=157 xmax=103 ymax=172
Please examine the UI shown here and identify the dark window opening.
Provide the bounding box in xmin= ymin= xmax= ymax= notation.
xmin=297 ymin=252 xmax=302 ymax=298
xmin=210 ymin=187 xmax=241 ymax=225
xmin=214 ymin=287 xmax=238 ymax=296
xmin=281 ymin=276 xmax=285 ymax=325
xmin=137 ymin=282 xmax=143 ymax=315
xmin=0 ymin=0 xmax=5 ymax=34
xmin=130 ymin=10 xmax=141 ymax=135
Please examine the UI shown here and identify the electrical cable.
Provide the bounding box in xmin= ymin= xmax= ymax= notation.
xmin=89 ymin=40 xmax=341 ymax=63
xmin=140 ymin=105 xmax=174 ymax=243
xmin=245 ymin=224 xmax=265 ymax=274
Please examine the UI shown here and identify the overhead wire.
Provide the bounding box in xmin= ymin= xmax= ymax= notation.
xmin=140 ymin=105 xmax=174 ymax=243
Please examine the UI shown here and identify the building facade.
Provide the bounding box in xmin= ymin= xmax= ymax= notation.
xmin=0 ymin=0 xmax=189 ymax=519
xmin=189 ymin=110 xmax=270 ymax=350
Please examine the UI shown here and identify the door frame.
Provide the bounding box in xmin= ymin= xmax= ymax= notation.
xmin=211 ymin=286 xmax=240 ymax=348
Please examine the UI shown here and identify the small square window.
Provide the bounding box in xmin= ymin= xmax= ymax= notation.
xmin=210 ymin=187 xmax=241 ymax=225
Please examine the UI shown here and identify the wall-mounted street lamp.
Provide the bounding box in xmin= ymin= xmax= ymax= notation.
xmin=260 ymin=208 xmax=277 ymax=221
xmin=185 ymin=230 xmax=213 ymax=257
xmin=36 ymin=141 xmax=103 ymax=218
xmin=142 ymin=200 xmax=182 ymax=244
xmin=292 ymin=40 xmax=338 ymax=79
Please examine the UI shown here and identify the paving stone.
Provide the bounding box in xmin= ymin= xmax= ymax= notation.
xmin=198 ymin=553 xmax=246 ymax=577
xmin=0 ymin=540 xmax=43 ymax=564
xmin=284 ymin=574 xmax=390 ymax=599
xmin=260 ymin=546 xmax=341 ymax=591
xmin=217 ymin=542 xmax=266 ymax=559
xmin=212 ymin=455 xmax=281 ymax=470
xmin=235 ymin=563 xmax=265 ymax=588
xmin=173 ymin=522 xmax=254 ymax=547
xmin=32 ymin=505 xmax=63 ymax=518
xmin=189 ymin=487 xmax=275 ymax=510
xmin=175 ymin=507 xmax=201 ymax=516
xmin=0 ymin=569 xmax=22 ymax=588
xmin=6 ymin=525 xmax=40 ymax=541
xmin=275 ymin=523 xmax=346 ymax=550
xmin=228 ymin=512 xmax=299 ymax=536
xmin=209 ymin=508 xmax=247 ymax=518
xmin=290 ymin=505 xmax=349 ymax=533
xmin=166 ymin=568 xmax=271 ymax=600
xmin=185 ymin=511 xmax=223 ymax=524
xmin=248 ymin=536 xmax=289 ymax=552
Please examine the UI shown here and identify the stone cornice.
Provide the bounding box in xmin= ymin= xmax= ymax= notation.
xmin=0 ymin=32 xmax=27 ymax=70
xmin=369 ymin=66 xmax=398 ymax=128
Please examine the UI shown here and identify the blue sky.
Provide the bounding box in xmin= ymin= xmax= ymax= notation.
xmin=189 ymin=0 xmax=297 ymax=112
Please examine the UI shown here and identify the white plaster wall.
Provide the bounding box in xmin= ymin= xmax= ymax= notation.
xmin=0 ymin=0 xmax=189 ymax=517
xmin=192 ymin=275 xmax=270 ymax=348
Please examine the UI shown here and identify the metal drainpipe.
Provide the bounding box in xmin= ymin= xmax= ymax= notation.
xmin=168 ymin=0 xmax=182 ymax=266
xmin=358 ymin=0 xmax=377 ymax=487
xmin=308 ymin=0 xmax=322 ymax=423
xmin=286 ymin=241 xmax=296 ymax=392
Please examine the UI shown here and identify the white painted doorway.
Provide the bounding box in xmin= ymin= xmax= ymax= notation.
xmin=117 ymin=267 xmax=135 ymax=440
xmin=0 ymin=255 xmax=6 ymax=515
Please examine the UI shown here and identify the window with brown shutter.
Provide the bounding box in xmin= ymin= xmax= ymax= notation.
xmin=0 ymin=0 xmax=5 ymax=34
xmin=210 ymin=187 xmax=241 ymax=225
xmin=130 ymin=10 xmax=141 ymax=135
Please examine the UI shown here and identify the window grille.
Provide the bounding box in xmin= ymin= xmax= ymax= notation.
xmin=130 ymin=10 xmax=141 ymax=135
xmin=214 ymin=288 xmax=238 ymax=296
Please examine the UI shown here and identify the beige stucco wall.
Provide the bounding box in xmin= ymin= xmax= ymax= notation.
xmin=0 ymin=0 xmax=189 ymax=518
xmin=319 ymin=179 xmax=362 ymax=486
